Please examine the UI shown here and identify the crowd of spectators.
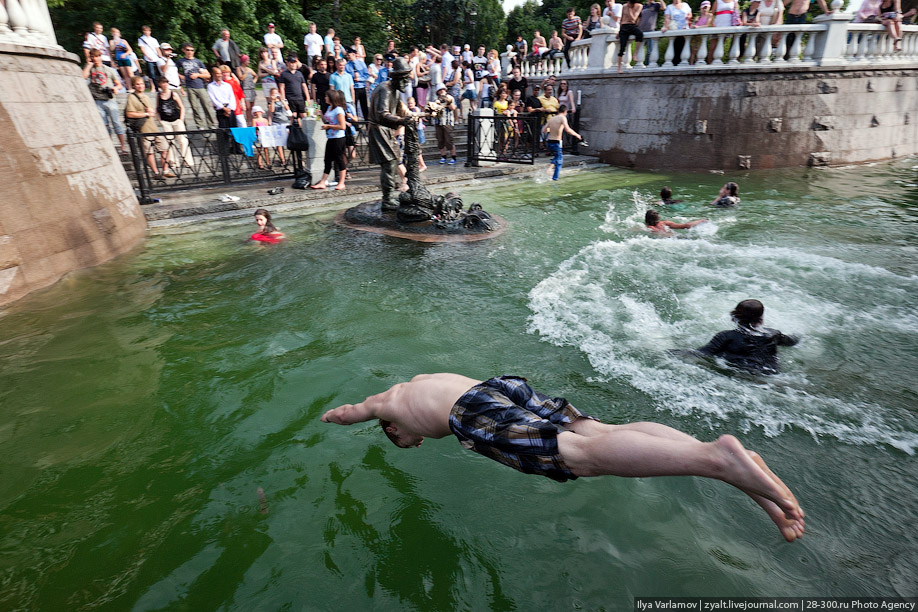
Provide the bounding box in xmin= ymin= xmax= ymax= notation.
xmin=83 ymin=1 xmax=905 ymax=179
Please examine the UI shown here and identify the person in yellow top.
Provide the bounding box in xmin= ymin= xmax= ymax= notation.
xmin=492 ymin=88 xmax=510 ymax=115
xmin=536 ymin=82 xmax=560 ymax=120
xmin=124 ymin=75 xmax=173 ymax=178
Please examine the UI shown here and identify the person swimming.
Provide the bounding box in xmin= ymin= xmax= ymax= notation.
xmin=691 ymin=299 xmax=799 ymax=374
xmin=251 ymin=208 xmax=286 ymax=243
xmin=657 ymin=186 xmax=684 ymax=206
xmin=712 ymin=182 xmax=740 ymax=207
xmin=644 ymin=209 xmax=707 ymax=235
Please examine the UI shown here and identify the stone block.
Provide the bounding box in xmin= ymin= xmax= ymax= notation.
xmin=0 ymin=235 xmax=21 ymax=269
xmin=808 ymin=151 xmax=832 ymax=166
xmin=812 ymin=116 xmax=836 ymax=131
xmin=91 ymin=208 xmax=117 ymax=236
xmin=744 ymin=82 xmax=758 ymax=97
xmin=0 ymin=265 xmax=23 ymax=298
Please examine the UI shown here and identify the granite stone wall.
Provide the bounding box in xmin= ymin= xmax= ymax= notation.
xmin=567 ymin=64 xmax=918 ymax=170
xmin=0 ymin=43 xmax=146 ymax=307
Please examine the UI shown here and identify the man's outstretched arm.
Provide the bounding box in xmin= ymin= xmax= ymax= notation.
xmin=321 ymin=401 xmax=377 ymax=425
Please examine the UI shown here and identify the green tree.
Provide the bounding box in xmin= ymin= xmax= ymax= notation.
xmin=506 ymin=0 xmax=553 ymax=45
xmin=49 ymin=0 xmax=508 ymax=63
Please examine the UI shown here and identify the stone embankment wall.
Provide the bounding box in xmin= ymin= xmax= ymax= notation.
xmin=569 ymin=65 xmax=918 ymax=170
xmin=0 ymin=43 xmax=146 ymax=307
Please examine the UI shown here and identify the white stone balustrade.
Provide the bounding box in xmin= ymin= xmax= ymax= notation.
xmin=0 ymin=0 xmax=59 ymax=48
xmin=517 ymin=20 xmax=917 ymax=76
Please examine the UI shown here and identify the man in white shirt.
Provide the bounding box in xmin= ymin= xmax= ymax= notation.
xmin=207 ymin=68 xmax=237 ymax=128
xmin=86 ymin=22 xmax=111 ymax=65
xmin=137 ymin=25 xmax=163 ymax=85
xmin=303 ymin=22 xmax=324 ymax=66
xmin=472 ymin=45 xmax=487 ymax=80
xmin=263 ymin=23 xmax=284 ymax=63
xmin=159 ymin=43 xmax=182 ymax=91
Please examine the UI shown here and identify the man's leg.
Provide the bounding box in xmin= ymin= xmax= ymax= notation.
xmin=187 ymin=89 xmax=207 ymax=129
xmin=380 ymin=158 xmax=400 ymax=210
xmin=548 ymin=140 xmax=563 ymax=180
xmin=557 ymin=420 xmax=805 ymax=541
xmin=194 ymin=89 xmax=217 ymax=129
xmin=103 ymin=99 xmax=127 ymax=152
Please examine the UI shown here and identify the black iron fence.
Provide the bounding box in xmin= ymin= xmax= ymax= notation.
xmin=126 ymin=122 xmax=374 ymax=202
xmin=466 ymin=114 xmax=541 ymax=166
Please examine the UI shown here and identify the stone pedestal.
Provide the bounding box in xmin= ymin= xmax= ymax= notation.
xmin=0 ymin=42 xmax=146 ymax=306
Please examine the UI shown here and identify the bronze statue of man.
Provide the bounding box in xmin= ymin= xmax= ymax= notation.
xmin=368 ymin=57 xmax=415 ymax=211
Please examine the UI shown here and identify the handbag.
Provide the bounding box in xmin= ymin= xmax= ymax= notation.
xmin=286 ymin=122 xmax=310 ymax=152
xmin=292 ymin=168 xmax=312 ymax=189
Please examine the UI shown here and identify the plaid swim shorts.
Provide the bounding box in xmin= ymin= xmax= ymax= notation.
xmin=448 ymin=375 xmax=597 ymax=482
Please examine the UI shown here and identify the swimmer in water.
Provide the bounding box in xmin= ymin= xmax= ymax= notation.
xmin=657 ymin=186 xmax=684 ymax=206
xmin=711 ymin=182 xmax=740 ymax=207
xmin=322 ymin=373 xmax=805 ymax=542
xmin=251 ymin=208 xmax=286 ymax=243
xmin=690 ymin=299 xmax=799 ymax=374
xmin=644 ymin=209 xmax=707 ymax=235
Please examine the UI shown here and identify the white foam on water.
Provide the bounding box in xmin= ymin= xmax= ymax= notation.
xmin=527 ymin=234 xmax=918 ymax=454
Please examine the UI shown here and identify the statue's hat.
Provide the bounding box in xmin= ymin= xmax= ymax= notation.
xmin=390 ymin=57 xmax=412 ymax=76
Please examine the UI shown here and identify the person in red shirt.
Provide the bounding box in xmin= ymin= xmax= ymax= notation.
xmin=251 ymin=208 xmax=285 ymax=243
xmin=221 ymin=65 xmax=247 ymax=126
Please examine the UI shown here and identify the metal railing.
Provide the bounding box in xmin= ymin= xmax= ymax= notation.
xmin=126 ymin=127 xmax=305 ymax=201
xmin=466 ymin=114 xmax=541 ymax=166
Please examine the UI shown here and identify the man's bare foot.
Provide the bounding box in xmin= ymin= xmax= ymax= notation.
xmin=741 ymin=485 xmax=805 ymax=542
xmin=310 ymin=183 xmax=327 ymax=190
xmin=747 ymin=451 xmax=804 ymax=519
xmin=714 ymin=435 xmax=804 ymax=529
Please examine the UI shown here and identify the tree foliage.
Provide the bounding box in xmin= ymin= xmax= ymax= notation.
xmin=50 ymin=0 xmax=508 ymax=62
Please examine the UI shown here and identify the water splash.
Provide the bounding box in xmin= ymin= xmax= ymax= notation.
xmin=528 ymin=235 xmax=918 ymax=454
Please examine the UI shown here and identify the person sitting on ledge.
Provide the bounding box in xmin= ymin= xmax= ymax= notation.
xmin=251 ymin=208 xmax=285 ymax=243
xmin=644 ymin=209 xmax=707 ymax=234
xmin=688 ymin=299 xmax=799 ymax=375
xmin=712 ymin=181 xmax=741 ymax=207
xmin=321 ymin=372 xmax=805 ymax=542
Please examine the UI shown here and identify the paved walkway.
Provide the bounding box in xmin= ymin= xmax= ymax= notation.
xmin=143 ymin=154 xmax=601 ymax=229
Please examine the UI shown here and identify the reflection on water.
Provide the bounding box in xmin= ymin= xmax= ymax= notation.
xmin=0 ymin=160 xmax=916 ymax=610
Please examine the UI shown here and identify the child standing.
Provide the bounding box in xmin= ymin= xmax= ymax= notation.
xmin=251 ymin=105 xmax=271 ymax=169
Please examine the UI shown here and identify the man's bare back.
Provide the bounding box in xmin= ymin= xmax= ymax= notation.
xmin=322 ymin=373 xmax=480 ymax=444
xmin=322 ymin=373 xmax=805 ymax=542
xmin=545 ymin=113 xmax=571 ymax=141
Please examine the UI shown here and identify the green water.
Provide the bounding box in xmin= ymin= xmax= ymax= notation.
xmin=1 ymin=161 xmax=916 ymax=611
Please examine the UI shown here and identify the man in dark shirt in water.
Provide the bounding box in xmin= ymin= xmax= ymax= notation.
xmin=693 ymin=299 xmax=799 ymax=374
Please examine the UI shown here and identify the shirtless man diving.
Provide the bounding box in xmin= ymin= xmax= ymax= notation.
xmin=322 ymin=373 xmax=806 ymax=542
